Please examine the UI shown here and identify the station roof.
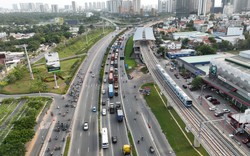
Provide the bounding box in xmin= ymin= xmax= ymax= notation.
xmin=180 ymin=54 xmax=229 ymax=64
xmin=133 ymin=27 xmax=155 ymax=41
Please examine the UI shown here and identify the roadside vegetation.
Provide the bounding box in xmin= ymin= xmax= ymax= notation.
xmin=0 ymin=97 xmax=51 ymax=156
xmin=142 ymin=83 xmax=209 ymax=156
xmin=124 ymin=36 xmax=137 ymax=73
xmin=0 ymin=28 xmax=114 ymax=94
xmin=64 ymin=136 xmax=71 ymax=156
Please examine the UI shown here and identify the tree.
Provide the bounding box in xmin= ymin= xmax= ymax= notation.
xmin=208 ymin=37 xmax=216 ymax=43
xmin=157 ymin=47 xmax=165 ymax=55
xmin=27 ymin=40 xmax=40 ymax=52
xmin=182 ymin=38 xmax=190 ymax=46
xmin=196 ymin=44 xmax=216 ymax=55
xmin=78 ymin=25 xmax=85 ymax=34
xmin=191 ymin=76 xmax=203 ymax=88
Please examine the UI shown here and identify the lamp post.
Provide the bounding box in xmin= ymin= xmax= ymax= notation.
xmin=23 ymin=44 xmax=34 ymax=80
xmin=200 ymin=84 xmax=206 ymax=105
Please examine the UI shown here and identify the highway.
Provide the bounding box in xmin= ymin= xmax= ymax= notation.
xmin=140 ymin=41 xmax=246 ymax=156
xmin=68 ymin=31 xmax=115 ymax=156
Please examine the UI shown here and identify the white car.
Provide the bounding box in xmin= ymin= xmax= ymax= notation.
xmin=102 ymin=108 xmax=107 ymax=116
xmin=209 ymin=106 xmax=217 ymax=111
xmin=102 ymin=89 xmax=106 ymax=95
xmin=83 ymin=122 xmax=89 ymax=131
xmin=223 ymin=109 xmax=230 ymax=113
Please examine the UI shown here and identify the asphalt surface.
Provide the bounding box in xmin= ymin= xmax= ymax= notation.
xmin=69 ymin=31 xmax=115 ymax=156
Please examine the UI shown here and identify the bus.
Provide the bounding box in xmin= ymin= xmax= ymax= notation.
xmin=102 ymin=127 xmax=109 ymax=149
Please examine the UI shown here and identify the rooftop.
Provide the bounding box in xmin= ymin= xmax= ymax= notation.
xmin=180 ymin=53 xmax=231 ymax=64
xmin=231 ymin=109 xmax=250 ymax=123
xmin=133 ymin=27 xmax=155 ymax=41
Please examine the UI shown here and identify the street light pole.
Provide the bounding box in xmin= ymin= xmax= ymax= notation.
xmin=200 ymin=84 xmax=206 ymax=105
xmin=24 ymin=44 xmax=34 ymax=80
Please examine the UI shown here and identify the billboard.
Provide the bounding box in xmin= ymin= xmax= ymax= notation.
xmin=45 ymin=52 xmax=60 ymax=73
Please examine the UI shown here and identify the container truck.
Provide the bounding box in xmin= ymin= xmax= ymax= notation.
xmin=117 ymin=109 xmax=124 ymax=122
xmin=108 ymin=84 xmax=114 ymax=98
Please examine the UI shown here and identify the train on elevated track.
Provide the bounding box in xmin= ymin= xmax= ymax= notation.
xmin=156 ymin=64 xmax=192 ymax=107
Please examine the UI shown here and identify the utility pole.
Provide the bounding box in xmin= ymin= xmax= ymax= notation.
xmin=102 ymin=20 xmax=104 ymax=34
xmin=24 ymin=44 xmax=34 ymax=80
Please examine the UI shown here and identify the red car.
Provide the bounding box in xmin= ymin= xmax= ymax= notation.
xmin=242 ymin=138 xmax=250 ymax=144
xmin=212 ymin=100 xmax=220 ymax=105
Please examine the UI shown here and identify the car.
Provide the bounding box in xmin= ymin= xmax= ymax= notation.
xmin=102 ymin=89 xmax=106 ymax=95
xmin=149 ymin=146 xmax=155 ymax=153
xmin=112 ymin=136 xmax=117 ymax=143
xmin=57 ymin=106 xmax=60 ymax=109
xmin=246 ymin=142 xmax=250 ymax=148
xmin=92 ymin=107 xmax=97 ymax=112
xmin=212 ymin=100 xmax=220 ymax=105
xmin=83 ymin=122 xmax=89 ymax=131
xmin=182 ymin=85 xmax=187 ymax=89
xmin=103 ymin=78 xmax=107 ymax=83
xmin=214 ymin=111 xmax=224 ymax=117
xmin=205 ymin=95 xmax=212 ymax=99
xmin=242 ymin=138 xmax=250 ymax=144
xmin=209 ymin=106 xmax=217 ymax=111
xmin=105 ymin=71 xmax=108 ymax=75
xmin=102 ymin=101 xmax=106 ymax=105
xmin=223 ymin=109 xmax=230 ymax=113
xmin=102 ymin=108 xmax=107 ymax=116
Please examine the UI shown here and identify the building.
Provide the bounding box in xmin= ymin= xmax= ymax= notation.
xmin=51 ymin=4 xmax=59 ymax=13
xmin=228 ymin=109 xmax=250 ymax=134
xmin=158 ymin=0 xmax=173 ymax=13
xmin=202 ymin=51 xmax=250 ymax=111
xmin=12 ymin=4 xmax=18 ymax=11
xmin=172 ymin=31 xmax=210 ymax=40
xmin=167 ymin=49 xmax=196 ymax=59
xmin=133 ymin=27 xmax=155 ymax=59
xmin=176 ymin=0 xmax=190 ymax=18
xmin=223 ymin=2 xmax=233 ymax=16
xmin=72 ymin=1 xmax=77 ymax=12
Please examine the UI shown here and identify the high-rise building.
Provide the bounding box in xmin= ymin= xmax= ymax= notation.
xmin=12 ymin=4 xmax=18 ymax=11
xmin=232 ymin=0 xmax=249 ymax=13
xmin=176 ymin=0 xmax=190 ymax=18
xmin=36 ymin=3 xmax=43 ymax=12
xmin=136 ymin=0 xmax=141 ymax=13
xmin=101 ymin=2 xmax=106 ymax=10
xmin=89 ymin=2 xmax=92 ymax=10
xmin=19 ymin=3 xmax=29 ymax=12
xmin=85 ymin=2 xmax=88 ymax=10
xmin=158 ymin=0 xmax=173 ymax=13
xmin=72 ymin=1 xmax=77 ymax=12
xmin=198 ymin=0 xmax=207 ymax=15
xmin=189 ymin=0 xmax=199 ymax=14
xmin=93 ymin=2 xmax=97 ymax=10
xmin=51 ymin=4 xmax=59 ymax=13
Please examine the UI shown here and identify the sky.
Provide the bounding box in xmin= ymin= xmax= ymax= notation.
xmin=1 ymin=0 xmax=222 ymax=9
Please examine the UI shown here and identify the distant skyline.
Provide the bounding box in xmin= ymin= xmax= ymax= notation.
xmin=1 ymin=0 xmax=223 ymax=9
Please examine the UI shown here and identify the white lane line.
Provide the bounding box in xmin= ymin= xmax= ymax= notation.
xmin=80 ymin=132 xmax=82 ymax=137
xmin=88 ymin=131 xmax=90 ymax=136
xmin=78 ymin=148 xmax=80 ymax=154
xmin=88 ymin=147 xmax=90 ymax=152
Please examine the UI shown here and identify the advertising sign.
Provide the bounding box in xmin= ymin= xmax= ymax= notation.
xmin=45 ymin=52 xmax=60 ymax=73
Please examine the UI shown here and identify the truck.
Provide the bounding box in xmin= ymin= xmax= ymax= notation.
xmin=108 ymin=84 xmax=114 ymax=98
xmin=116 ymin=109 xmax=124 ymax=122
xmin=108 ymin=73 xmax=114 ymax=84
xmin=122 ymin=144 xmax=131 ymax=156
xmin=114 ymin=81 xmax=119 ymax=89
xmin=109 ymin=103 xmax=115 ymax=114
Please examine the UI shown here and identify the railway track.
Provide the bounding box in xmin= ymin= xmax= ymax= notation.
xmin=140 ymin=42 xmax=245 ymax=156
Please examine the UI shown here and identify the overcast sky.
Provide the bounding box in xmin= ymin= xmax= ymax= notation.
xmin=1 ymin=0 xmax=222 ymax=9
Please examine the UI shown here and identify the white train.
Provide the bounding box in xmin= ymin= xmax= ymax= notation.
xmin=156 ymin=64 xmax=192 ymax=107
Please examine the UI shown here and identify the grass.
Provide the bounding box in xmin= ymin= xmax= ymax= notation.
xmin=142 ymin=83 xmax=209 ymax=156
xmin=140 ymin=66 xmax=148 ymax=74
xmin=0 ymin=101 xmax=19 ymax=126
xmin=0 ymin=28 xmax=114 ymax=94
xmin=64 ymin=136 xmax=71 ymax=156
xmin=124 ymin=36 xmax=137 ymax=73
xmin=128 ymin=131 xmax=137 ymax=156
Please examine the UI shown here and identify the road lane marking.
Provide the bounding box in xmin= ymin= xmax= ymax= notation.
xmin=88 ymin=131 xmax=90 ymax=136
xmin=78 ymin=148 xmax=80 ymax=154
xmin=88 ymin=147 xmax=90 ymax=152
xmin=80 ymin=132 xmax=82 ymax=137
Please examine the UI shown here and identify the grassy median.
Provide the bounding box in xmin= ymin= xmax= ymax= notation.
xmin=142 ymin=83 xmax=209 ymax=156
xmin=124 ymin=36 xmax=137 ymax=73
